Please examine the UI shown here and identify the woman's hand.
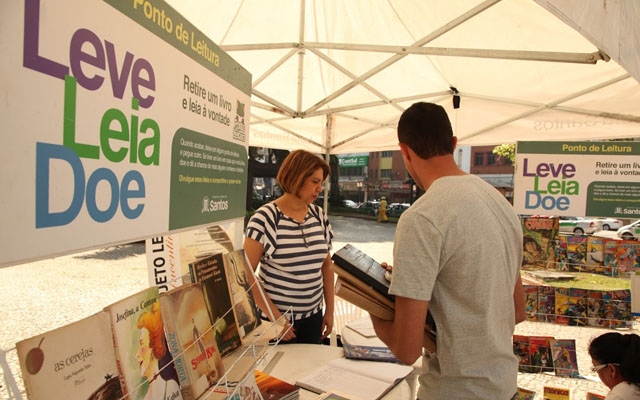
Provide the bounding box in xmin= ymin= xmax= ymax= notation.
xmin=278 ymin=318 xmax=296 ymax=341
xmin=321 ymin=313 xmax=334 ymax=340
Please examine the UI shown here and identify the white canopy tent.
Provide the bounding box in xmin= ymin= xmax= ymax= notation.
xmin=167 ymin=0 xmax=640 ymax=156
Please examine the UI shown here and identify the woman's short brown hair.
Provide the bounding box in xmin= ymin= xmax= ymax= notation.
xmin=277 ymin=150 xmax=330 ymax=194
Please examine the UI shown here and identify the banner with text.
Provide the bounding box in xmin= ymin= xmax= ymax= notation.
xmin=513 ymin=141 xmax=640 ymax=218
xmin=0 ymin=0 xmax=251 ymax=267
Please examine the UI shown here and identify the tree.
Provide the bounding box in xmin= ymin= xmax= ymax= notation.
xmin=492 ymin=144 xmax=515 ymax=165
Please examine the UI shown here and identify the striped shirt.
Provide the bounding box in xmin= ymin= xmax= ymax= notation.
xmin=245 ymin=202 xmax=333 ymax=320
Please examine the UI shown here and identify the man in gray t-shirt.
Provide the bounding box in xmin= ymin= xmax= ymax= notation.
xmin=370 ymin=102 xmax=526 ymax=400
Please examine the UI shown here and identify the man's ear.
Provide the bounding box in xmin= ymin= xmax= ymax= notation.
xmin=452 ymin=136 xmax=458 ymax=150
xmin=399 ymin=142 xmax=411 ymax=161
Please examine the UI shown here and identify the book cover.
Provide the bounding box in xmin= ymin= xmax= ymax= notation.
xmin=537 ymin=286 xmax=556 ymax=322
xmin=104 ymin=286 xmax=183 ymax=400
xmin=331 ymin=244 xmax=393 ymax=301
xmin=554 ymin=288 xmax=571 ymax=325
xmin=515 ymin=387 xmax=536 ymax=400
xmin=15 ymin=311 xmax=123 ymax=400
xmin=550 ymin=339 xmax=579 ymax=377
xmin=555 ymin=235 xmax=569 ymax=271
xmin=159 ymin=283 xmax=225 ymax=400
xmin=603 ymin=289 xmax=632 ymax=328
xmin=341 ymin=338 xmax=399 ymax=363
xmin=222 ymin=250 xmax=262 ymax=342
xmin=566 ymin=235 xmax=587 ymax=271
xmin=617 ymin=240 xmax=640 ymax=274
xmin=566 ymin=288 xmax=588 ymax=326
xmin=586 ymin=236 xmax=604 ymax=272
xmin=603 ymin=238 xmax=619 ymax=277
xmin=189 ymin=252 xmax=243 ymax=357
xmin=528 ymin=336 xmax=554 ymax=373
xmin=512 ymin=335 xmax=532 ymax=373
xmin=523 ymin=285 xmax=538 ymax=321
xmin=521 ymin=216 xmax=558 ymax=270
xmin=254 ymin=369 xmax=299 ymax=400
xmin=586 ymin=392 xmax=606 ymax=400
xmin=542 ymin=386 xmax=570 ymax=400
xmin=587 ymin=290 xmax=607 ymax=327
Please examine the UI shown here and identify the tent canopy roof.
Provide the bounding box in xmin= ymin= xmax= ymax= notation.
xmin=168 ymin=0 xmax=640 ymax=155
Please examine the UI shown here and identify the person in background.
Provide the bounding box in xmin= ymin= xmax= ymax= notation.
xmin=378 ymin=196 xmax=388 ymax=223
xmin=244 ymin=149 xmax=335 ymax=344
xmin=369 ymin=102 xmax=526 ymax=400
xmin=588 ymin=332 xmax=640 ymax=399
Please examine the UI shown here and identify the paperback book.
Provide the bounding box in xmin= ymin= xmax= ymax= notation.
xmin=159 ymin=282 xmax=225 ymax=400
xmin=16 ymin=311 xmax=123 ymax=400
xmin=254 ymin=369 xmax=299 ymax=400
xmin=515 ymin=387 xmax=536 ymax=400
xmin=104 ymin=286 xmax=184 ymax=400
xmin=550 ymin=339 xmax=579 ymax=378
xmin=222 ymin=250 xmax=262 ymax=342
xmin=189 ymin=252 xmax=243 ymax=357
xmin=542 ymin=386 xmax=570 ymax=400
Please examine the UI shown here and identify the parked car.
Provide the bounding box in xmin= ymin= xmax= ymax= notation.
xmin=593 ymin=217 xmax=623 ymax=231
xmin=342 ymin=199 xmax=358 ymax=208
xmin=617 ymin=219 xmax=640 ymax=240
xmin=357 ymin=200 xmax=379 ymax=216
xmin=558 ymin=216 xmax=602 ymax=235
xmin=387 ymin=203 xmax=410 ymax=218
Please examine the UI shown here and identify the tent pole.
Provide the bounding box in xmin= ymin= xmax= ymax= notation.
xmin=323 ymin=115 xmax=333 ymax=211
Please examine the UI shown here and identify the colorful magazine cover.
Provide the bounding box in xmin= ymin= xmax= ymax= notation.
xmin=586 ymin=236 xmax=604 ymax=272
xmin=528 ymin=336 xmax=554 ymax=373
xmin=603 ymin=289 xmax=632 ymax=328
xmin=513 ymin=335 xmax=533 ymax=373
xmin=550 ymin=339 xmax=579 ymax=377
xmin=603 ymin=238 xmax=619 ymax=277
xmin=617 ymin=240 xmax=640 ymax=275
xmin=515 ymin=387 xmax=536 ymax=400
xmin=222 ymin=250 xmax=262 ymax=342
xmin=543 ymin=386 xmax=570 ymax=400
xmin=566 ymin=235 xmax=588 ymax=271
xmin=523 ymin=285 xmax=538 ymax=321
xmin=567 ymin=288 xmax=588 ymax=326
xmin=554 ymin=288 xmax=571 ymax=325
xmin=554 ymin=235 xmax=569 ymax=271
xmin=521 ymin=217 xmax=558 ymax=270
xmin=587 ymin=290 xmax=607 ymax=328
xmin=537 ymin=286 xmax=556 ymax=323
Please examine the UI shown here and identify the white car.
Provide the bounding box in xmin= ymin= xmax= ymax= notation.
xmin=593 ymin=217 xmax=623 ymax=231
xmin=558 ymin=217 xmax=602 ymax=235
xmin=617 ymin=219 xmax=640 ymax=240
xmin=342 ymin=199 xmax=358 ymax=208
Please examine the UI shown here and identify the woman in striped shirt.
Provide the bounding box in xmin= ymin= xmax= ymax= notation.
xmin=244 ymin=150 xmax=335 ymax=344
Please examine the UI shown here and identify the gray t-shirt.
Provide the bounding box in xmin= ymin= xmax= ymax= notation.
xmin=390 ymin=175 xmax=523 ymax=399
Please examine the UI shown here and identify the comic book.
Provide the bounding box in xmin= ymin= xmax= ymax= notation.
xmin=528 ymin=336 xmax=555 ymax=373
xmin=566 ymin=235 xmax=588 ymax=271
xmin=586 ymin=392 xmax=606 ymax=400
xmin=513 ymin=335 xmax=533 ymax=373
xmin=521 ymin=217 xmax=559 ymax=270
xmin=537 ymin=286 xmax=556 ymax=323
xmin=515 ymin=387 xmax=536 ymax=400
xmin=567 ymin=288 xmax=588 ymax=326
xmin=586 ymin=236 xmax=604 ymax=272
xmin=603 ymin=289 xmax=632 ymax=328
xmin=603 ymin=238 xmax=619 ymax=277
xmin=554 ymin=288 xmax=571 ymax=325
xmin=523 ymin=285 xmax=538 ymax=322
xmin=550 ymin=339 xmax=579 ymax=378
xmin=554 ymin=235 xmax=569 ymax=271
xmin=587 ymin=290 xmax=607 ymax=328
xmin=617 ymin=240 xmax=640 ymax=275
xmin=542 ymin=386 xmax=570 ymax=400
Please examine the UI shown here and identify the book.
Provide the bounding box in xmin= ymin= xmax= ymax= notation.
xmin=521 ymin=216 xmax=559 ymax=270
xmin=330 ymin=244 xmax=436 ymax=352
xmin=342 ymin=340 xmax=399 ymax=363
xmin=189 ymin=252 xmax=243 ymax=357
xmin=254 ymin=369 xmax=299 ymax=400
xmin=603 ymin=238 xmax=619 ymax=276
xmin=528 ymin=336 xmax=555 ymax=373
xmin=587 ymin=290 xmax=607 ymax=327
xmin=542 ymin=386 xmax=570 ymax=400
xmin=331 ymin=244 xmax=394 ymax=301
xmin=586 ymin=392 xmax=606 ymax=400
xmin=104 ymin=286 xmax=184 ymax=400
xmin=515 ymin=387 xmax=536 ymax=400
xmin=295 ymin=357 xmax=413 ymax=400
xmin=523 ymin=285 xmax=538 ymax=321
xmin=15 ymin=311 xmax=123 ymax=400
xmin=512 ymin=334 xmax=533 ymax=373
xmin=159 ymin=282 xmax=226 ymax=400
xmin=222 ymin=250 xmax=262 ymax=342
xmin=550 ymin=339 xmax=579 ymax=377
xmin=537 ymin=286 xmax=556 ymax=322
xmin=314 ymin=391 xmax=354 ymax=400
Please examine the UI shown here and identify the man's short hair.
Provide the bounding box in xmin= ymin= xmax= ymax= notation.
xmin=277 ymin=149 xmax=330 ymax=194
xmin=397 ymin=102 xmax=454 ymax=159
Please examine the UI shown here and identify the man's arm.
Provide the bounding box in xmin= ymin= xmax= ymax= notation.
xmin=370 ymin=295 xmax=428 ymax=365
xmin=513 ymin=273 xmax=526 ymax=324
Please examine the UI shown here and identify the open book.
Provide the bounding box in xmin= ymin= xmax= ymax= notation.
xmin=295 ymin=357 xmax=413 ymax=400
xmin=331 ymin=244 xmax=437 ymax=352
